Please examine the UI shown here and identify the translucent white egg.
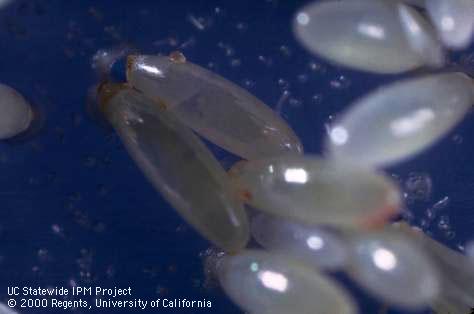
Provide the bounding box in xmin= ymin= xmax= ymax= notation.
xmin=293 ymin=0 xmax=443 ymax=73
xmin=347 ymin=232 xmax=440 ymax=309
xmin=0 ymin=303 xmax=19 ymax=314
xmin=0 ymin=0 xmax=13 ymax=10
xmin=126 ymin=53 xmax=303 ymax=160
xmin=393 ymin=222 xmax=474 ymax=312
xmin=398 ymin=4 xmax=444 ymax=65
xmin=229 ymin=155 xmax=401 ymax=228
xmin=327 ymin=72 xmax=474 ymax=168
xmin=217 ymin=250 xmax=357 ymax=314
xmin=251 ymin=213 xmax=349 ymax=270
xmin=466 ymin=241 xmax=474 ymax=261
xmin=99 ymin=84 xmax=249 ymax=252
xmin=426 ymin=0 xmax=474 ymax=49
xmin=0 ymin=84 xmax=33 ymax=139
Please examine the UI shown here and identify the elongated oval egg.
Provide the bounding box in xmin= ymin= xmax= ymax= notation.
xmin=393 ymin=222 xmax=474 ymax=312
xmin=327 ymin=72 xmax=474 ymax=168
xmin=99 ymin=84 xmax=249 ymax=252
xmin=426 ymin=0 xmax=474 ymax=49
xmin=217 ymin=250 xmax=357 ymax=314
xmin=398 ymin=4 xmax=444 ymax=65
xmin=293 ymin=0 xmax=443 ymax=73
xmin=251 ymin=213 xmax=349 ymax=270
xmin=0 ymin=303 xmax=19 ymax=314
xmin=346 ymin=232 xmax=440 ymax=309
xmin=0 ymin=84 xmax=33 ymax=139
xmin=126 ymin=54 xmax=303 ymax=160
xmin=466 ymin=241 xmax=474 ymax=261
xmin=229 ymin=156 xmax=401 ymax=229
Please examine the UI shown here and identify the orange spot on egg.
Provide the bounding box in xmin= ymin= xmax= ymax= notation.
xmin=240 ymin=190 xmax=253 ymax=202
xmin=228 ymin=160 xmax=248 ymax=178
xmin=169 ymin=51 xmax=187 ymax=64
xmin=126 ymin=54 xmax=138 ymax=82
xmin=359 ymin=204 xmax=401 ymax=230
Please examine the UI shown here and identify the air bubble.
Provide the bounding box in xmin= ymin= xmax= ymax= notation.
xmin=277 ymin=78 xmax=290 ymax=90
xmin=419 ymin=218 xmax=431 ymax=230
xmin=187 ymin=14 xmax=210 ymax=31
xmin=404 ymin=173 xmax=432 ymax=203
xmin=103 ymin=25 xmax=121 ymax=40
xmin=91 ymin=46 xmax=132 ymax=80
xmin=236 ymin=22 xmax=248 ymax=32
xmin=289 ymin=97 xmax=302 ymax=108
xmin=426 ymin=196 xmax=449 ymax=220
xmin=437 ymin=215 xmax=451 ymax=231
xmin=207 ymin=62 xmax=217 ymax=70
xmin=401 ymin=208 xmax=415 ymax=223
xmin=279 ymin=45 xmax=292 ymax=57
xmin=443 ymin=229 xmax=455 ymax=240
xmin=178 ymin=37 xmax=196 ymax=49
xmin=217 ymin=42 xmax=235 ymax=56
xmin=230 ymin=59 xmax=241 ymax=67
xmin=72 ymin=112 xmax=83 ymax=127
xmin=88 ymin=6 xmax=103 ymax=21
xmin=297 ymin=74 xmax=309 ymax=83
xmin=200 ymin=247 xmax=227 ymax=290
xmin=452 ymin=134 xmax=464 ymax=144
xmin=214 ymin=7 xmax=225 ymax=16
xmin=83 ymin=156 xmax=97 ymax=168
xmin=155 ymin=285 xmax=169 ymax=296
xmin=153 ymin=37 xmax=179 ymax=47
xmin=37 ymin=249 xmax=50 ymax=262
xmin=258 ymin=55 xmax=273 ymax=67
xmin=312 ymin=94 xmax=323 ymax=105
xmin=51 ymin=224 xmax=64 ymax=237
xmin=308 ymin=61 xmax=327 ymax=74
xmin=275 ymin=90 xmax=290 ymax=114
xmin=97 ymin=184 xmax=108 ymax=196
xmin=329 ymin=75 xmax=351 ymax=90
xmin=68 ymin=279 xmax=78 ymax=288
xmin=242 ymin=79 xmax=255 ymax=89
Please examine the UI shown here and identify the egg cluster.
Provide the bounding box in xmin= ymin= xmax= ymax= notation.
xmin=0 ymin=0 xmax=473 ymax=313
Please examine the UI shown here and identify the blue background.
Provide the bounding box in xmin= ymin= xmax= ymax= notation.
xmin=0 ymin=0 xmax=472 ymax=313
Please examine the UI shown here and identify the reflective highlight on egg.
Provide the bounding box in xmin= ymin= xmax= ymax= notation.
xmin=251 ymin=213 xmax=349 ymax=270
xmin=347 ymin=231 xmax=440 ymax=309
xmin=426 ymin=0 xmax=474 ymax=49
